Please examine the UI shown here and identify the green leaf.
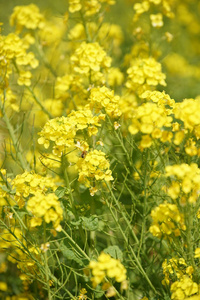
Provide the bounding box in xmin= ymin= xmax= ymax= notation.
xmin=81 ymin=216 xmax=99 ymax=231
xmin=55 ymin=186 xmax=68 ymax=198
xmin=103 ymin=245 xmax=123 ymax=260
xmin=94 ymin=286 xmax=104 ymax=298
xmin=60 ymin=245 xmax=83 ymax=266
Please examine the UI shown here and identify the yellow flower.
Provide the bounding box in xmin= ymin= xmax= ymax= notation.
xmin=149 ymin=202 xmax=186 ymax=239
xmin=150 ymin=13 xmax=163 ymax=27
xmin=89 ymin=86 xmax=121 ymax=118
xmin=10 ymin=4 xmax=45 ymax=33
xmin=89 ymin=252 xmax=126 ymax=287
xmin=71 ymin=42 xmax=111 ymax=75
xmin=126 ymin=57 xmax=166 ymax=95
xmin=27 ymin=191 xmax=63 ymax=230
xmin=76 ymin=149 xmax=113 ymax=193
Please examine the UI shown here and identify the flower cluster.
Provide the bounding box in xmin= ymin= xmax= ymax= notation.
xmin=69 ymin=0 xmax=115 ymax=16
xmin=162 ymin=257 xmax=194 ymax=286
xmin=173 ymin=98 xmax=200 ymax=139
xmin=27 ymin=192 xmax=63 ymax=230
xmin=170 ymin=276 xmax=199 ymax=300
xmin=126 ymin=57 xmax=166 ymax=95
xmin=0 ymin=32 xmax=38 ymax=87
xmin=133 ymin=0 xmax=174 ymax=25
xmin=70 ymin=42 xmax=111 ymax=80
xmin=38 ymin=109 xmax=104 ymax=156
xmin=12 ymin=171 xmax=56 ymax=207
xmin=165 ymin=163 xmax=200 ymax=204
xmin=88 ymin=252 xmax=126 ymax=287
xmin=88 ymin=86 xmax=121 ymax=118
xmin=128 ymin=101 xmax=173 ymax=149
xmin=10 ymin=4 xmax=45 ymax=33
xmin=76 ymin=149 xmax=113 ymax=195
xmin=149 ymin=202 xmax=186 ymax=239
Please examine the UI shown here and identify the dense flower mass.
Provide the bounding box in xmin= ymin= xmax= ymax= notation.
xmin=149 ymin=202 xmax=186 ymax=238
xmin=170 ymin=276 xmax=199 ymax=300
xmin=12 ymin=171 xmax=57 ymax=207
xmin=88 ymin=252 xmax=126 ymax=287
xmin=38 ymin=109 xmax=104 ymax=156
xmin=70 ymin=42 xmax=112 ymax=77
xmin=165 ymin=163 xmax=200 ymax=203
xmin=1 ymin=0 xmax=200 ymax=299
xmin=88 ymin=86 xmax=121 ymax=118
xmin=76 ymin=149 xmax=113 ymax=195
xmin=69 ymin=0 xmax=115 ymax=16
xmin=0 ymin=33 xmax=38 ymax=86
xmin=162 ymin=257 xmax=194 ymax=286
xmin=27 ymin=192 xmax=63 ymax=230
xmin=126 ymin=57 xmax=166 ymax=95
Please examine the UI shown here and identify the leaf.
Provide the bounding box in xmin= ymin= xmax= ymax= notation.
xmin=81 ymin=216 xmax=99 ymax=231
xmin=94 ymin=286 xmax=104 ymax=298
xmin=103 ymin=245 xmax=123 ymax=260
xmin=60 ymin=245 xmax=83 ymax=266
xmin=55 ymin=186 xmax=68 ymax=198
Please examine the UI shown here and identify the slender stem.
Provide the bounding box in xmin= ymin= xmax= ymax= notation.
xmin=137 ymin=150 xmax=149 ymax=257
xmin=106 ymin=182 xmax=139 ymax=245
xmin=107 ymin=116 xmax=142 ymax=180
xmin=80 ymin=11 xmax=91 ymax=43
xmin=27 ymin=87 xmax=53 ymax=119
xmin=61 ymin=228 xmax=90 ymax=261
xmin=43 ymin=222 xmax=52 ymax=300
xmin=186 ymin=203 xmax=195 ymax=268
xmin=104 ymin=197 xmax=158 ymax=295
xmin=0 ymin=100 xmax=28 ymax=171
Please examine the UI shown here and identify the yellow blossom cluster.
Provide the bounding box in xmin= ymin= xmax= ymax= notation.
xmin=88 ymin=86 xmax=121 ymax=118
xmin=133 ymin=0 xmax=174 ymax=25
xmin=128 ymin=101 xmax=173 ymax=149
xmin=173 ymin=98 xmax=200 ymax=139
xmin=171 ymin=276 xmax=199 ymax=300
xmin=88 ymin=252 xmax=126 ymax=287
xmin=162 ymin=257 xmax=194 ymax=286
xmin=0 ymin=32 xmax=38 ymax=87
xmin=76 ymin=149 xmax=113 ymax=195
xmin=149 ymin=202 xmax=186 ymax=239
xmin=140 ymin=90 xmax=175 ymax=108
xmin=126 ymin=57 xmax=166 ymax=95
xmin=70 ymin=42 xmax=111 ymax=80
xmin=165 ymin=163 xmax=200 ymax=203
xmin=12 ymin=171 xmax=57 ymax=208
xmin=9 ymin=4 xmax=45 ymax=33
xmin=27 ymin=192 xmax=63 ymax=230
xmin=38 ymin=109 xmax=104 ymax=156
xmin=69 ymin=0 xmax=115 ymax=16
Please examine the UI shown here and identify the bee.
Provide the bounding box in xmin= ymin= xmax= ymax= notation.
xmin=81 ymin=150 xmax=88 ymax=158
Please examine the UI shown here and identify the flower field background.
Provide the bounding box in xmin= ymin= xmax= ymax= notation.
xmin=1 ymin=0 xmax=200 ymax=299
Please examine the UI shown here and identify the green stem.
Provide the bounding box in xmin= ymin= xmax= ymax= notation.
xmin=61 ymin=228 xmax=90 ymax=261
xmin=107 ymin=116 xmax=142 ymax=180
xmin=80 ymin=11 xmax=91 ymax=42
xmin=104 ymin=197 xmax=158 ymax=296
xmin=27 ymin=87 xmax=53 ymax=119
xmin=106 ymin=182 xmax=139 ymax=245
xmin=43 ymin=222 xmax=52 ymax=300
xmin=186 ymin=203 xmax=195 ymax=268
xmin=137 ymin=150 xmax=149 ymax=257
xmin=0 ymin=100 xmax=28 ymax=171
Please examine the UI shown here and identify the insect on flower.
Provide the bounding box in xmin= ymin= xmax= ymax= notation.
xmin=81 ymin=150 xmax=88 ymax=158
